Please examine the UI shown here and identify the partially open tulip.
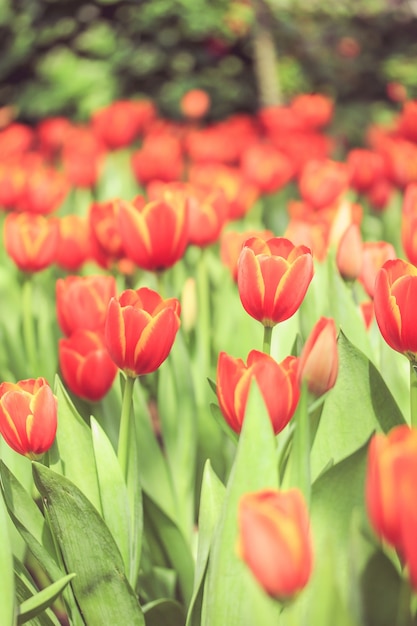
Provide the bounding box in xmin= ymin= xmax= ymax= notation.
xmin=118 ymin=196 xmax=189 ymax=271
xmin=0 ymin=378 xmax=57 ymax=459
xmin=4 ymin=212 xmax=59 ymax=272
xmin=373 ymin=259 xmax=417 ymax=362
xmin=297 ymin=317 xmax=338 ymax=397
xmin=365 ymin=426 xmax=417 ymax=591
xmin=238 ymin=489 xmax=313 ymax=600
xmin=216 ymin=350 xmax=300 ymax=435
xmin=104 ymin=288 xmax=181 ymax=378
xmin=56 ymin=274 xmax=117 ymax=337
xmin=59 ymin=330 xmax=117 ymax=402
xmin=237 ymin=237 xmax=314 ymax=327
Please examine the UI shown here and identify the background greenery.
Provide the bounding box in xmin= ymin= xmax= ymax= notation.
xmin=1 ymin=0 xmax=417 ymax=142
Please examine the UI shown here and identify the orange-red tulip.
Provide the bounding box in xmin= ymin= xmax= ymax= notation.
xmin=104 ymin=288 xmax=181 ymax=378
xmin=336 ymin=224 xmax=363 ymax=281
xmin=237 ymin=237 xmax=314 ymax=327
xmin=238 ymin=488 xmax=313 ymax=600
xmin=92 ymin=99 xmax=156 ymax=149
xmin=118 ymin=196 xmax=189 ymax=271
xmin=56 ymin=274 xmax=117 ymax=337
xmin=240 ymin=143 xmax=294 ymax=194
xmin=359 ymin=241 xmax=396 ymax=299
xmin=216 ymin=350 xmax=300 ymax=434
xmin=56 ymin=215 xmax=92 ymax=271
xmin=220 ymin=229 xmax=274 ymax=282
xmin=374 ymin=259 xmax=417 ymax=361
xmin=4 ymin=212 xmax=59 ymax=272
xmin=402 ymin=183 xmax=417 ymax=267
xmin=347 ymin=148 xmax=385 ymax=193
xmin=59 ymin=330 xmax=117 ymax=402
xmin=131 ymin=134 xmax=184 ymax=185
xmin=299 ymin=159 xmax=351 ymax=210
xmin=0 ymin=378 xmax=57 ymax=459
xmin=297 ymin=317 xmax=338 ymax=397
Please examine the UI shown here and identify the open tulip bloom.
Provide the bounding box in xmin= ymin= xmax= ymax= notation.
xmin=2 ymin=97 xmax=417 ymax=626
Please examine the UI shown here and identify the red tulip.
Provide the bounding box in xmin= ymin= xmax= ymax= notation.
xmin=297 ymin=317 xmax=338 ymax=397
xmin=402 ymin=183 xmax=417 ymax=267
xmin=4 ymin=212 xmax=59 ymax=272
xmin=56 ymin=215 xmax=92 ymax=271
xmin=240 ymin=143 xmax=294 ymax=194
xmin=238 ymin=489 xmax=313 ymax=599
xmin=336 ymin=224 xmax=363 ymax=282
xmin=237 ymin=237 xmax=314 ymax=327
xmin=374 ymin=259 xmax=417 ymax=361
xmin=0 ymin=378 xmax=57 ymax=459
xmin=118 ymin=196 xmax=189 ymax=271
xmin=91 ymin=99 xmax=156 ymax=149
xmin=299 ymin=159 xmax=351 ymax=210
xmin=220 ymin=229 xmax=274 ymax=282
xmin=216 ymin=350 xmax=300 ymax=434
xmin=59 ymin=330 xmax=118 ymax=402
xmin=56 ymin=274 xmax=117 ymax=336
xmin=104 ymin=288 xmax=181 ymax=378
xmin=359 ymin=241 xmax=396 ymax=299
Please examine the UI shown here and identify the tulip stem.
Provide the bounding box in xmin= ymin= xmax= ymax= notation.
xmin=118 ymin=374 xmax=136 ymax=481
xmin=262 ymin=325 xmax=273 ymax=355
xmin=22 ymin=274 xmax=37 ymax=377
xmin=410 ymin=362 xmax=417 ymax=429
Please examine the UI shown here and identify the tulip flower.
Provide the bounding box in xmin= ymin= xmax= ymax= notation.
xmin=336 ymin=224 xmax=363 ymax=282
xmin=118 ymin=197 xmax=189 ymax=271
xmin=240 ymin=143 xmax=294 ymax=194
xmin=88 ymin=199 xmax=127 ymax=268
xmin=56 ymin=215 xmax=92 ymax=271
xmin=56 ymin=274 xmax=117 ymax=337
xmin=104 ymin=287 xmax=181 ymax=378
xmin=359 ymin=241 xmax=396 ymax=299
xmin=238 ymin=488 xmax=313 ymax=600
xmin=365 ymin=426 xmax=417 ymax=591
xmin=347 ymin=148 xmax=386 ymax=194
xmin=237 ymin=237 xmax=314 ymax=328
xmin=401 ymin=183 xmax=417 ymax=267
xmin=4 ymin=212 xmax=59 ymax=273
xmin=297 ymin=317 xmax=338 ymax=398
xmin=373 ymin=259 xmax=417 ymax=362
xmin=220 ymin=229 xmax=274 ymax=282
xmin=298 ymin=159 xmax=351 ymax=210
xmin=0 ymin=378 xmax=57 ymax=459
xmin=59 ymin=330 xmax=118 ymax=402
xmin=131 ymin=134 xmax=184 ymax=185
xmin=91 ymin=99 xmax=156 ymax=149
xmin=186 ymin=185 xmax=229 ymax=248
xmin=216 ymin=350 xmax=300 ymax=435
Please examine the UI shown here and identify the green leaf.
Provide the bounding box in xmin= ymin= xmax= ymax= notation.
xmin=143 ymin=599 xmax=186 ymax=626
xmin=32 ymin=463 xmax=145 ymax=626
xmin=91 ymin=417 xmax=131 ymax=577
xmin=283 ymin=384 xmax=311 ymax=505
xmin=17 ymin=573 xmax=75 ymax=625
xmin=201 ymin=382 xmax=281 ymax=626
xmin=311 ymin=331 xmax=406 ymax=479
xmin=0 ymin=490 xmax=15 ymax=626
xmin=186 ymin=461 xmax=226 ymax=626
xmin=50 ymin=377 xmax=102 ymax=513
xmin=14 ymin=559 xmax=61 ymax=626
xmin=209 ymin=402 xmax=239 ymax=444
xmin=142 ymin=492 xmax=195 ymax=606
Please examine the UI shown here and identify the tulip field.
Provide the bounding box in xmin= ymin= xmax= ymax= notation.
xmin=0 ymin=93 xmax=417 ymax=626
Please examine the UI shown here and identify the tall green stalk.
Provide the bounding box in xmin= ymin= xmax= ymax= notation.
xmin=262 ymin=325 xmax=273 ymax=355
xmin=118 ymin=375 xmax=136 ymax=481
xmin=22 ymin=274 xmax=37 ymax=377
xmin=409 ymin=361 xmax=417 ymax=429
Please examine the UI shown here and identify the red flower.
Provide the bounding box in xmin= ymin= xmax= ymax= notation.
xmin=186 ymin=185 xmax=229 ymax=247
xmin=216 ymin=350 xmax=300 ymax=434
xmin=19 ymin=166 xmax=69 ymax=215
xmin=92 ymin=99 xmax=156 ymax=149
xmin=0 ymin=378 xmax=57 ymax=459
xmin=240 ymin=143 xmax=294 ymax=194
xmin=299 ymin=159 xmax=351 ymax=210
xmin=220 ymin=229 xmax=274 ymax=282
xmin=180 ymin=89 xmax=211 ymax=120
xmin=104 ymin=288 xmax=181 ymax=378
xmin=238 ymin=489 xmax=313 ymax=600
xmin=59 ymin=330 xmax=117 ymax=402
xmin=4 ymin=212 xmax=59 ymax=272
xmin=237 ymin=237 xmax=314 ymax=327
xmin=56 ymin=215 xmax=92 ymax=272
xmin=118 ymin=196 xmax=189 ymax=271
xmin=131 ymin=134 xmax=184 ymax=185
xmin=359 ymin=241 xmax=396 ymax=299
xmin=347 ymin=148 xmax=386 ymax=194
xmin=374 ymin=259 xmax=417 ymax=361
xmin=290 ymin=93 xmax=334 ymax=129
xmin=336 ymin=224 xmax=363 ymax=282
xmin=402 ymin=183 xmax=417 ymax=267
xmin=56 ymin=274 xmax=117 ymax=336
xmin=88 ymin=199 xmax=126 ymax=268
xmin=297 ymin=317 xmax=338 ymax=397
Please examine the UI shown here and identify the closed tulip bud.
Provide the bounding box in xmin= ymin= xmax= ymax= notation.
xmin=216 ymin=350 xmax=300 ymax=435
xmin=374 ymin=259 xmax=417 ymax=362
xmin=237 ymin=237 xmax=314 ymax=327
xmin=336 ymin=224 xmax=363 ymax=282
xmin=59 ymin=330 xmax=118 ymax=402
xmin=297 ymin=317 xmax=338 ymax=397
xmin=56 ymin=275 xmax=117 ymax=337
xmin=238 ymin=489 xmax=313 ymax=600
xmin=0 ymin=378 xmax=57 ymax=459
xmin=4 ymin=212 xmax=59 ymax=272
xmin=104 ymin=287 xmax=181 ymax=378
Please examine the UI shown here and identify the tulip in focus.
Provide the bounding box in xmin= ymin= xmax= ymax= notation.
xmin=237 ymin=237 xmax=314 ymax=327
xmin=373 ymin=259 xmax=417 ymax=362
xmin=297 ymin=317 xmax=338 ymax=397
xmin=56 ymin=274 xmax=117 ymax=337
xmin=216 ymin=350 xmax=300 ymax=434
xmin=4 ymin=212 xmax=59 ymax=272
xmin=0 ymin=378 xmax=57 ymax=459
xmin=59 ymin=330 xmax=118 ymax=402
xmin=104 ymin=288 xmax=181 ymax=378
xmin=220 ymin=229 xmax=274 ymax=282
xmin=238 ymin=488 xmax=313 ymax=600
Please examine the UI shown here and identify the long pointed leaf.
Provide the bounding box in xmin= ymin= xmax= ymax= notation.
xmin=17 ymin=574 xmax=75 ymax=625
